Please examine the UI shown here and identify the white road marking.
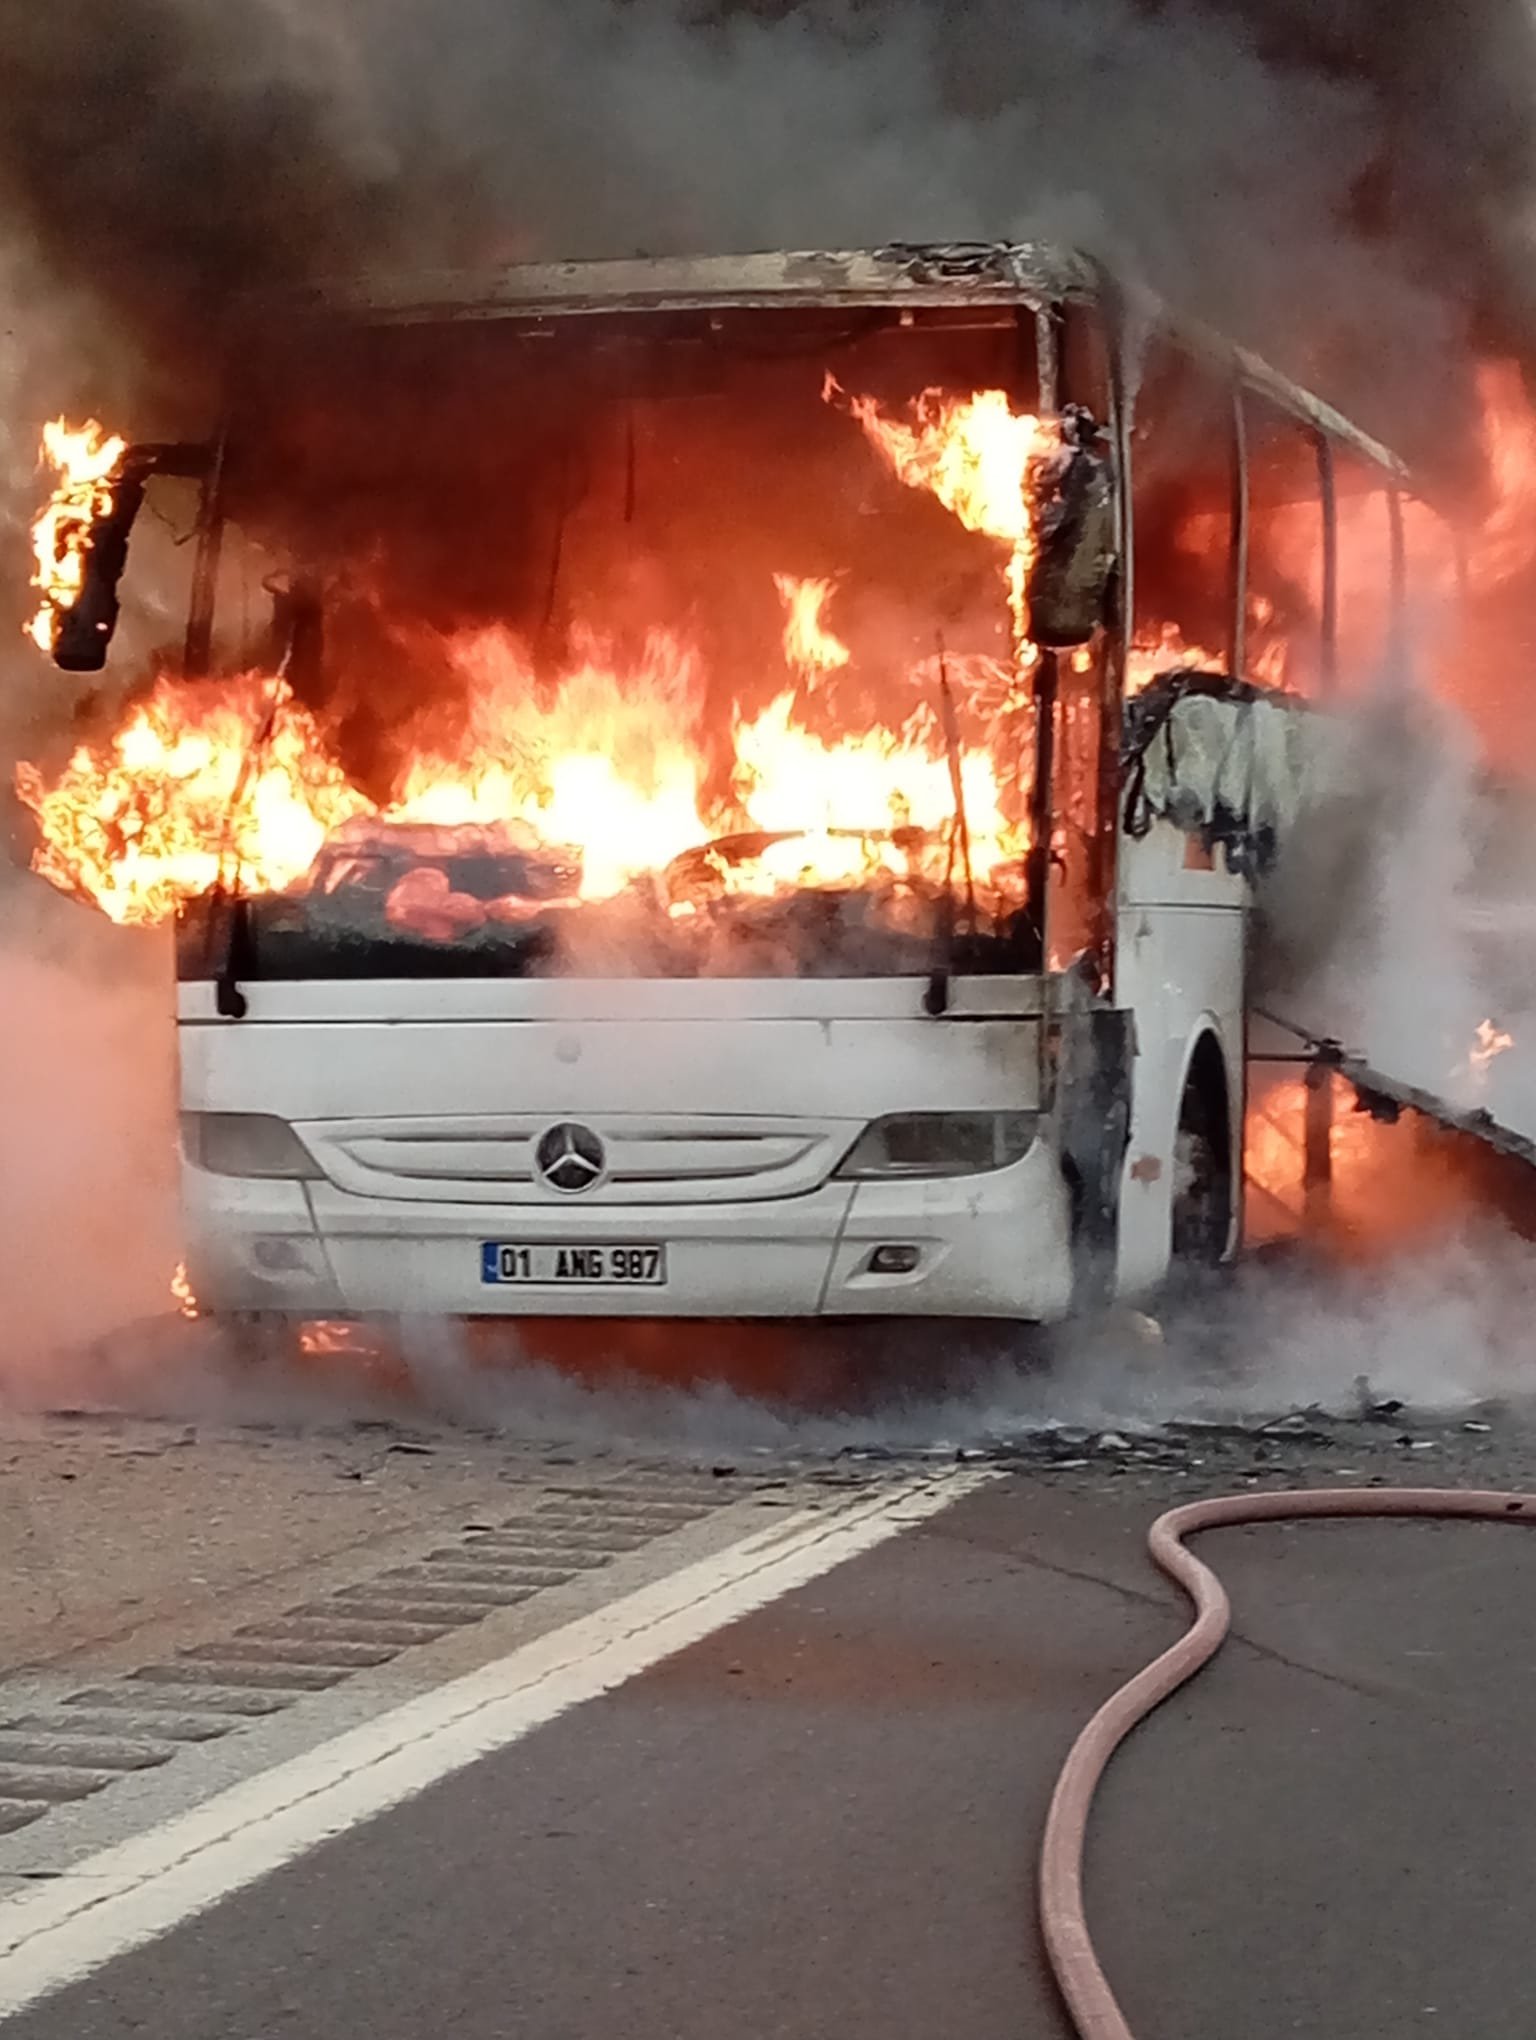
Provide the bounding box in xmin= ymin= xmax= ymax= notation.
xmin=0 ymin=1471 xmax=986 ymax=2019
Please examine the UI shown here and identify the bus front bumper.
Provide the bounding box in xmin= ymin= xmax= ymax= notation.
xmin=182 ymin=1140 xmax=1074 ymax=1324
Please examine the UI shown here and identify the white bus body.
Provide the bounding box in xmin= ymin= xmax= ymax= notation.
xmin=178 ymin=814 xmax=1248 ymax=1323
xmin=93 ymin=245 xmax=1407 ymax=1329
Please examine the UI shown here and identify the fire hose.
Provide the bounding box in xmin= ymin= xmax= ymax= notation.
xmin=1038 ymin=1486 xmax=1536 ymax=2040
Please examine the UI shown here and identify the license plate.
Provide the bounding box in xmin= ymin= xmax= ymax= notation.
xmin=480 ymin=1243 xmax=667 ymax=1287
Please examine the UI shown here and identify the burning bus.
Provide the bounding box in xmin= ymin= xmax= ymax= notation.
xmin=18 ymin=242 xmax=1444 ymax=1328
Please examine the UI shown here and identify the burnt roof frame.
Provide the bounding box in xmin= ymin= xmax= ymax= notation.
xmin=265 ymin=241 xmax=1413 ymax=488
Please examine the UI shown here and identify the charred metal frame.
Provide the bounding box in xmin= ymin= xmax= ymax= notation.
xmin=1034 ymin=303 xmax=1061 ymax=415
xmin=262 ymin=244 xmax=1412 ymax=1014
xmin=1316 ymin=433 xmax=1339 ymax=695
xmin=283 ymin=244 xmax=1407 ymax=480
xmin=1229 ymin=386 xmax=1250 ymax=679
xmin=183 ymin=427 xmax=228 ymax=678
xmin=1025 ymin=648 xmax=1061 ymax=955
xmin=1089 ymin=289 xmax=1140 ymax=1003
xmin=215 ymin=242 xmax=1418 ymax=1033
xmin=274 ymin=243 xmax=1412 ymax=482
xmin=298 ymin=245 xmax=1101 ymax=326
xmin=1387 ymin=484 xmax=1408 ymax=670
xmin=1253 ymin=1007 xmax=1536 ymax=1218
xmin=1022 ymin=298 xmax=1065 ymax=984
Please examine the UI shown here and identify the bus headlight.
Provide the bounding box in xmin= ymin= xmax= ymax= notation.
xmin=183 ymin=1113 xmax=322 ymax=1180
xmin=835 ymin=1111 xmax=1038 ymax=1180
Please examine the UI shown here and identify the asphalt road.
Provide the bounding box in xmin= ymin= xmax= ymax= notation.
xmin=14 ymin=1474 xmax=1536 ymax=2040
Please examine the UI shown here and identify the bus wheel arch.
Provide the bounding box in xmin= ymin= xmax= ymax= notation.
xmin=1170 ymin=1030 xmax=1235 ymax=1266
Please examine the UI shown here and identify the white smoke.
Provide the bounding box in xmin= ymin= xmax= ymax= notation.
xmin=38 ymin=1230 xmax=1536 ymax=1440
xmin=0 ymin=897 xmax=178 ymax=1384
xmin=1257 ymin=674 xmax=1536 ymax=1147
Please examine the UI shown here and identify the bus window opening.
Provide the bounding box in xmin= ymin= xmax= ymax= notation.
xmin=19 ymin=311 xmax=1078 ymax=984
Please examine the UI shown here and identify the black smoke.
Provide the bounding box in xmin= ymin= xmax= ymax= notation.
xmin=2 ymin=0 xmax=1536 ymax=464
xmin=1174 ymin=0 xmax=1536 ymax=349
xmin=0 ymin=2 xmax=388 ymax=401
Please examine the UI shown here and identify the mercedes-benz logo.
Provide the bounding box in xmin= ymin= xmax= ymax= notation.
xmin=534 ymin=1122 xmax=607 ymax=1194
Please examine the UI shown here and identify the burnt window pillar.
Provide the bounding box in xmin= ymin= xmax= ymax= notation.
xmin=1229 ymin=386 xmax=1249 ymax=679
xmin=1387 ymin=484 xmax=1407 ymax=674
xmin=1034 ymin=304 xmax=1062 ymax=415
xmin=183 ymin=429 xmax=228 ymax=677
xmin=1316 ymin=432 xmax=1338 ymax=696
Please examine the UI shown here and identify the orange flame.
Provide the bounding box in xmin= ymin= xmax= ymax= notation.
xmin=1124 ymin=622 xmax=1291 ymax=698
xmin=298 ymin=1321 xmax=369 ymax=1356
xmin=1466 ymin=1018 xmax=1514 ymax=1090
xmin=774 ymin=574 xmax=850 ymax=678
xmin=828 ymin=378 xmax=1049 ymax=638
xmin=1124 ymin=627 xmax=1225 ymax=697
xmin=731 ymin=690 xmax=1013 ymax=883
xmin=15 ymin=676 xmax=367 ymax=926
xmin=388 ymin=629 xmax=708 ymax=900
xmin=171 ymin=1261 xmax=200 ymax=1320
xmin=1243 ymin=1076 xmax=1405 ymax=1251
xmin=1468 ymin=360 xmax=1536 ymax=591
xmin=16 ymin=626 xmax=1029 ymax=929
xmin=17 ymin=389 xmax=1051 ymax=932
xmin=27 ymin=418 xmax=128 ymax=653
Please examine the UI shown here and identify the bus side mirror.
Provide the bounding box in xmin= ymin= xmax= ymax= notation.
xmin=1025 ymin=407 xmax=1117 ymax=650
xmin=49 ymin=463 xmax=151 ymax=674
xmin=46 ymin=441 xmax=212 ymax=674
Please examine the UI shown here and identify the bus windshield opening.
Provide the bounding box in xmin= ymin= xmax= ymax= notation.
xmin=41 ymin=307 xmax=1061 ymax=981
